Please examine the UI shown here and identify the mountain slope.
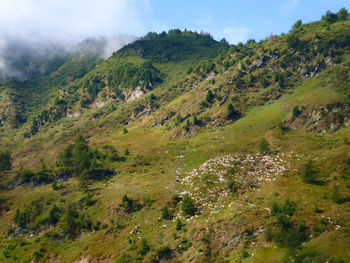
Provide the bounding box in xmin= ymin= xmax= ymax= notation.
xmin=0 ymin=10 xmax=350 ymax=263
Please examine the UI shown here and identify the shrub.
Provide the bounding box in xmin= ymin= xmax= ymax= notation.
xmin=124 ymin=149 xmax=130 ymax=155
xmin=123 ymin=128 xmax=128 ymax=134
xmin=181 ymin=194 xmax=196 ymax=217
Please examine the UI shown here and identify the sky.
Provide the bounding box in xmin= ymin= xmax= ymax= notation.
xmin=0 ymin=0 xmax=349 ymax=44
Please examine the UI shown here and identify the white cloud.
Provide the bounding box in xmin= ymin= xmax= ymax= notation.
xmin=0 ymin=0 xmax=149 ymax=42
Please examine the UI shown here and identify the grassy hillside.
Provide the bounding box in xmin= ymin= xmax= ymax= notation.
xmin=0 ymin=10 xmax=349 ymax=263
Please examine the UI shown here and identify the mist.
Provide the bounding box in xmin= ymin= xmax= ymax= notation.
xmin=0 ymin=0 xmax=149 ymax=80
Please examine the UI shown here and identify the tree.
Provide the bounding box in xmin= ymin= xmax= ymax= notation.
xmin=139 ymin=238 xmax=150 ymax=256
xmin=161 ymin=206 xmax=170 ymax=219
xmin=206 ymin=90 xmax=215 ymax=103
xmin=337 ymin=8 xmax=348 ymax=21
xmin=48 ymin=204 xmax=61 ymax=225
xmin=64 ymin=204 xmax=79 ymax=237
xmin=176 ymin=218 xmax=182 ymax=230
xmin=123 ymin=128 xmax=128 ymax=134
xmin=286 ymin=34 xmax=302 ymax=50
xmin=226 ymin=104 xmax=240 ymax=120
xmin=0 ymin=151 xmax=12 ymax=174
xmin=184 ymin=119 xmax=190 ymax=132
xmin=72 ymin=135 xmax=92 ymax=175
xmin=331 ymin=183 xmax=341 ymax=203
xmin=292 ymin=19 xmax=302 ymax=31
xmin=302 ymin=160 xmax=318 ymax=183
xmin=181 ymin=194 xmax=196 ymax=217
xmin=259 ymin=139 xmax=270 ymax=154
xmin=193 ymin=115 xmax=200 ymax=125
xmin=51 ymin=180 xmax=58 ymax=190
xmin=292 ymin=106 xmax=301 ymax=117
xmin=122 ymin=194 xmax=133 ymax=211
xmin=322 ymin=10 xmax=338 ymax=24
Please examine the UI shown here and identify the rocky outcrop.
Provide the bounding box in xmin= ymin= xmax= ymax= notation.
xmin=284 ymin=103 xmax=350 ymax=133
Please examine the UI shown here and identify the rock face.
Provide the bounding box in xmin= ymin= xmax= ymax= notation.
xmin=284 ymin=103 xmax=350 ymax=133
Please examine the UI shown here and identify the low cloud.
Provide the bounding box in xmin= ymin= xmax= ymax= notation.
xmin=0 ymin=0 xmax=149 ymax=79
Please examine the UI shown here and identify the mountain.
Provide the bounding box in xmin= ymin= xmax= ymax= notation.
xmin=0 ymin=9 xmax=350 ymax=263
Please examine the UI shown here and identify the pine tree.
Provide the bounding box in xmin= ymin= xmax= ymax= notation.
xmin=181 ymin=194 xmax=196 ymax=217
xmin=206 ymin=90 xmax=215 ymax=103
xmin=0 ymin=151 xmax=12 ymax=175
xmin=259 ymin=139 xmax=270 ymax=154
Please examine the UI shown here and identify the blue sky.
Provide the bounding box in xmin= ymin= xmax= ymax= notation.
xmin=0 ymin=0 xmax=348 ymax=44
xmin=145 ymin=0 xmax=350 ymax=43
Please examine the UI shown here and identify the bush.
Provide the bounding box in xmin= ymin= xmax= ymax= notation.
xmin=123 ymin=128 xmax=128 ymax=134
xmin=181 ymin=194 xmax=196 ymax=217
